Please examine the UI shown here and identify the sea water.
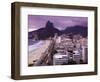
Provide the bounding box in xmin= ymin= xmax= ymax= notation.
xmin=28 ymin=40 xmax=45 ymax=54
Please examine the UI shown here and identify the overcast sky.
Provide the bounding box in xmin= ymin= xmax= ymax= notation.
xmin=28 ymin=15 xmax=88 ymax=32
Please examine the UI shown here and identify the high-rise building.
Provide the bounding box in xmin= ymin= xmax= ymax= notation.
xmin=73 ymin=50 xmax=81 ymax=64
xmin=53 ymin=53 xmax=68 ymax=65
xmin=81 ymin=46 xmax=88 ymax=63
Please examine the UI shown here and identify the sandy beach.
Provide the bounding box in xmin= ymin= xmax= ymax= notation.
xmin=28 ymin=40 xmax=51 ymax=65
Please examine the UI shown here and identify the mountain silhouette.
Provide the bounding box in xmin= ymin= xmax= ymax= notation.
xmin=62 ymin=25 xmax=87 ymax=37
xmin=28 ymin=21 xmax=60 ymax=40
xmin=28 ymin=21 xmax=87 ymax=40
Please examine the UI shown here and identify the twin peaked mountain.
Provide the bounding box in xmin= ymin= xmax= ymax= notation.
xmin=29 ymin=21 xmax=87 ymax=40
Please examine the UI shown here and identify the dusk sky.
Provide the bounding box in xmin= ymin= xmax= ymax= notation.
xmin=28 ymin=15 xmax=88 ymax=32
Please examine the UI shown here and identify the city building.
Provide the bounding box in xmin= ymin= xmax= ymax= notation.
xmin=81 ymin=46 xmax=88 ymax=63
xmin=52 ymin=34 xmax=88 ymax=65
xmin=73 ymin=50 xmax=81 ymax=64
xmin=53 ymin=53 xmax=68 ymax=65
